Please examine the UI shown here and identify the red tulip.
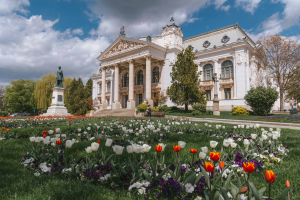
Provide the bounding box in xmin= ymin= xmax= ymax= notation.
xmin=97 ymin=140 xmax=100 ymax=144
xmin=2 ymin=127 xmax=5 ymax=130
xmin=43 ymin=134 xmax=46 ymax=138
xmin=265 ymin=170 xmax=276 ymax=184
xmin=69 ymin=123 xmax=71 ymax=125
xmin=204 ymin=161 xmax=215 ymax=173
xmin=243 ymin=162 xmax=255 ymax=173
xmin=56 ymin=140 xmax=62 ymax=145
xmin=219 ymin=161 xmax=225 ymax=169
xmin=6 ymin=129 xmax=9 ymax=132
xmin=190 ymin=149 xmax=197 ymax=154
xmin=286 ymin=180 xmax=290 ymax=188
xmin=156 ymin=145 xmax=162 ymax=153
xmin=210 ymin=152 xmax=221 ymax=162
xmin=173 ymin=145 xmax=181 ymax=152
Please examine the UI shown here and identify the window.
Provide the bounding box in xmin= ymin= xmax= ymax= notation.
xmin=124 ymin=73 xmax=129 ymax=87
xmin=221 ymin=60 xmax=233 ymax=78
xmin=124 ymin=95 xmax=128 ymax=108
xmin=152 ymin=67 xmax=159 ymax=83
xmin=224 ymin=88 xmax=231 ymax=99
xmin=107 ymin=99 xmax=110 ymax=106
xmin=203 ymin=64 xmax=213 ymax=81
xmin=137 ymin=70 xmax=143 ymax=85
xmin=139 ymin=94 xmax=143 ymax=104
xmin=107 ymin=81 xmax=111 ymax=93
xmin=206 ymin=90 xmax=211 ymax=100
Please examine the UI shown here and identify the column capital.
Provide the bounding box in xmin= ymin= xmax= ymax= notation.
xmin=128 ymin=59 xmax=134 ymax=64
xmin=213 ymin=59 xmax=219 ymax=63
xmin=145 ymin=55 xmax=151 ymax=60
xmin=114 ymin=63 xmax=119 ymax=68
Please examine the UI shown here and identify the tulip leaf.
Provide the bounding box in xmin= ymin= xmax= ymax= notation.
xmin=194 ymin=172 xmax=203 ymax=185
xmin=213 ymin=166 xmax=228 ymax=188
xmin=200 ymin=165 xmax=211 ymax=189
xmin=258 ymin=187 xmax=266 ymax=196
xmin=248 ymin=181 xmax=262 ymax=200
xmin=157 ymin=164 xmax=171 ymax=180
xmin=236 ymin=173 xmax=242 ymax=190
xmin=183 ymin=172 xmax=196 ymax=185
xmin=203 ymin=189 xmax=210 ymax=200
xmin=230 ymin=182 xmax=239 ymax=198
xmin=209 ymin=189 xmax=217 ymax=200
xmin=224 ymin=172 xmax=233 ymax=187
xmin=142 ymin=170 xmax=152 ymax=182
xmin=219 ymin=187 xmax=231 ymax=200
xmin=278 ymin=185 xmax=292 ymax=200
xmin=128 ymin=158 xmax=136 ymax=173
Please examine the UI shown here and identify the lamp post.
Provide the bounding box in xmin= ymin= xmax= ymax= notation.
xmin=212 ymin=73 xmax=221 ymax=116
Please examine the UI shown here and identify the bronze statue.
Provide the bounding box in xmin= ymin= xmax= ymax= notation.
xmin=55 ymin=66 xmax=64 ymax=88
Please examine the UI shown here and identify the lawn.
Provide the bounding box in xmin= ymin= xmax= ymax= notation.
xmin=0 ymin=117 xmax=298 ymax=199
xmin=165 ymin=110 xmax=300 ymax=124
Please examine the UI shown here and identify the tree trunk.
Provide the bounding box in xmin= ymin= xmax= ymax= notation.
xmin=280 ymin=88 xmax=284 ymax=111
xmin=185 ymin=104 xmax=188 ymax=112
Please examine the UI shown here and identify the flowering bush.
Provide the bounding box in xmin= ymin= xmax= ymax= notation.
xmin=231 ymin=106 xmax=249 ymax=116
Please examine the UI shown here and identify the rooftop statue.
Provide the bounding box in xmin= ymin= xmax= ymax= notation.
xmin=55 ymin=66 xmax=64 ymax=88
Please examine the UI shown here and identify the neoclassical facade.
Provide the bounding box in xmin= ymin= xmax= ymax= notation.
xmin=91 ymin=18 xmax=280 ymax=111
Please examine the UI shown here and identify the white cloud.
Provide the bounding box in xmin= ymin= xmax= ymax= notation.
xmin=72 ymin=28 xmax=84 ymax=35
xmin=213 ymin=0 xmax=227 ymax=9
xmin=220 ymin=5 xmax=231 ymax=11
xmin=235 ymin=0 xmax=261 ymax=14
xmin=0 ymin=0 xmax=30 ymax=15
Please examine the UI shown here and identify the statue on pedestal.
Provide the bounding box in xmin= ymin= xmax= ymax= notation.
xmin=55 ymin=66 xmax=64 ymax=88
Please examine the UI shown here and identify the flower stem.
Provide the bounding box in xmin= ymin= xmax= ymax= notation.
xmin=269 ymin=183 xmax=271 ymax=200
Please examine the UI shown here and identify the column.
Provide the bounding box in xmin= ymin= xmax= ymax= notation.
xmin=101 ymin=68 xmax=107 ymax=109
xmin=145 ymin=55 xmax=153 ymax=106
xmin=127 ymin=59 xmax=136 ymax=109
xmin=112 ymin=64 xmax=121 ymax=109
xmin=213 ymin=60 xmax=220 ymax=116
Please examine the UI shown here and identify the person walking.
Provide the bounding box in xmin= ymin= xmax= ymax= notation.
xmin=147 ymin=105 xmax=151 ymax=118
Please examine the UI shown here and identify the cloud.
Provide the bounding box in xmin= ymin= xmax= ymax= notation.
xmin=235 ymin=0 xmax=261 ymax=14
xmin=72 ymin=28 xmax=84 ymax=35
xmin=86 ymin=0 xmax=210 ymax=39
xmin=220 ymin=5 xmax=231 ymax=11
xmin=213 ymin=0 xmax=227 ymax=9
xmin=0 ymin=0 xmax=30 ymax=15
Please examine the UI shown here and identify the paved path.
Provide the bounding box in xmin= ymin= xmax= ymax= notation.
xmin=165 ymin=116 xmax=300 ymax=130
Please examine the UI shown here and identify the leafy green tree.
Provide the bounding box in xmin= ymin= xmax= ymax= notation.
xmin=4 ymin=79 xmax=35 ymax=113
xmin=166 ymin=46 xmax=206 ymax=111
xmin=84 ymin=78 xmax=93 ymax=99
xmin=74 ymin=78 xmax=88 ymax=115
xmin=244 ymin=86 xmax=279 ymax=116
xmin=65 ymin=78 xmax=78 ymax=114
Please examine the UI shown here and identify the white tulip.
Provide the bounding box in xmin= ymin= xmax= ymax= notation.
xmin=50 ymin=138 xmax=57 ymax=143
xmin=48 ymin=130 xmax=54 ymax=135
xmin=269 ymin=128 xmax=273 ymax=131
xmin=87 ymin=127 xmax=91 ymax=131
xmin=231 ymin=142 xmax=237 ymax=148
xmin=61 ymin=134 xmax=66 ymax=138
xmin=178 ymin=141 xmax=186 ymax=148
xmin=210 ymin=141 xmax=218 ymax=148
xmin=240 ymin=125 xmax=244 ymax=129
xmin=268 ymin=140 xmax=272 ymax=144
xmin=51 ymin=142 xmax=56 ymax=147
xmin=262 ymin=135 xmax=268 ymax=141
xmin=35 ymin=137 xmax=43 ymax=143
xmin=55 ymin=128 xmax=61 ymax=133
xmin=85 ymin=147 xmax=92 ymax=153
xmin=251 ymin=134 xmax=257 ymax=140
xmin=223 ymin=139 xmax=230 ymax=147
xmin=227 ymin=138 xmax=234 ymax=144
xmin=105 ymin=139 xmax=113 ymax=147
xmin=199 ymin=152 xmax=206 ymax=160
xmin=142 ymin=144 xmax=151 ymax=153
xmin=112 ymin=145 xmax=124 ymax=155
xmin=91 ymin=142 xmax=100 ymax=151
xmin=77 ymin=128 xmax=81 ymax=132
xmin=234 ymin=126 xmax=237 ymax=129
xmin=78 ymin=134 xmax=81 ymax=137
xmin=55 ymin=134 xmax=60 ymax=139
xmin=83 ymin=131 xmax=87 ymax=135
xmin=201 ymin=147 xmax=208 ymax=153
xmin=222 ymin=126 xmax=225 ymax=129
xmin=43 ymin=136 xmax=51 ymax=145
xmin=238 ymin=125 xmax=241 ymax=128
xmin=127 ymin=145 xmax=134 ymax=153
xmin=133 ymin=144 xmax=144 ymax=153
xmin=255 ymin=124 xmax=260 ymax=128
xmin=66 ymin=140 xmax=75 ymax=148
xmin=29 ymin=137 xmax=35 ymax=142
xmin=272 ymin=134 xmax=278 ymax=140
xmin=158 ymin=143 xmax=166 ymax=151
xmin=135 ymin=132 xmax=139 ymax=136
xmin=243 ymin=139 xmax=250 ymax=148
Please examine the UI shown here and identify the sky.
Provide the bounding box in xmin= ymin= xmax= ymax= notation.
xmin=0 ymin=0 xmax=299 ymax=86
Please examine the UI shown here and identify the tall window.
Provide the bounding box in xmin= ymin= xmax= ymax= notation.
xmin=137 ymin=70 xmax=143 ymax=85
xmin=124 ymin=73 xmax=129 ymax=87
xmin=203 ymin=64 xmax=213 ymax=81
xmin=152 ymin=67 xmax=159 ymax=83
xmin=221 ymin=60 xmax=233 ymax=78
xmin=206 ymin=90 xmax=211 ymax=100
xmin=107 ymin=81 xmax=111 ymax=93
xmin=224 ymin=88 xmax=231 ymax=99
xmin=124 ymin=95 xmax=128 ymax=108
xmin=139 ymin=94 xmax=143 ymax=104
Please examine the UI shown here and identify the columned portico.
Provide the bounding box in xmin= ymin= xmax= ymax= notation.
xmin=145 ymin=55 xmax=154 ymax=106
xmin=112 ymin=64 xmax=121 ymax=109
xmin=127 ymin=59 xmax=136 ymax=109
xmin=101 ymin=68 xmax=107 ymax=109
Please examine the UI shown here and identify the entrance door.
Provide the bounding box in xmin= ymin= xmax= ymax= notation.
xmin=125 ymin=95 xmax=128 ymax=108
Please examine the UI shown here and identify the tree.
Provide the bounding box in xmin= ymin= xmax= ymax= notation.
xmin=286 ymin=66 xmax=300 ymax=103
xmin=244 ymin=86 xmax=279 ymax=116
xmin=258 ymin=35 xmax=300 ymax=110
xmin=65 ymin=78 xmax=78 ymax=114
xmin=74 ymin=78 xmax=88 ymax=115
xmin=85 ymin=78 xmax=93 ymax=111
xmin=4 ymin=79 xmax=35 ymax=113
xmin=166 ymin=46 xmax=206 ymax=111
xmin=0 ymin=84 xmax=4 ymax=96
xmin=153 ymin=91 xmax=167 ymax=106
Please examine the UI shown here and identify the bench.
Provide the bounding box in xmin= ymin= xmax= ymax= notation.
xmin=144 ymin=111 xmax=165 ymax=118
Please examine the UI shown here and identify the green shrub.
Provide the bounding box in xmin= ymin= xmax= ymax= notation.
xmin=191 ymin=110 xmax=201 ymax=116
xmin=192 ymin=103 xmax=206 ymax=114
xmin=244 ymin=86 xmax=279 ymax=116
xmin=0 ymin=111 xmax=8 ymax=117
xmin=152 ymin=107 xmax=159 ymax=112
xmin=158 ymin=105 xmax=169 ymax=112
xmin=231 ymin=106 xmax=249 ymax=116
xmin=170 ymin=106 xmax=179 ymax=111
xmin=137 ymin=103 xmax=149 ymax=112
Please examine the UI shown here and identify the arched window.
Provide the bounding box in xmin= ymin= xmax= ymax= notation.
xmin=137 ymin=70 xmax=143 ymax=85
xmin=107 ymin=81 xmax=111 ymax=93
xmin=152 ymin=67 xmax=159 ymax=83
xmin=124 ymin=73 xmax=129 ymax=87
xmin=203 ymin=64 xmax=213 ymax=81
xmin=221 ymin=60 xmax=233 ymax=78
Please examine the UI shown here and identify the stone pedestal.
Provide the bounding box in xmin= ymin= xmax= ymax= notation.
xmin=43 ymin=87 xmax=71 ymax=116
xmin=112 ymin=101 xmax=121 ymax=110
xmin=127 ymin=100 xmax=136 ymax=109
xmin=213 ymin=99 xmax=220 ymax=116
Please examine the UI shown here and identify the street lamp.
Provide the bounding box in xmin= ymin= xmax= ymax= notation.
xmin=212 ymin=73 xmax=221 ymax=116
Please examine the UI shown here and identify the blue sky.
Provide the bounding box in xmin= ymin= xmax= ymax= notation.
xmin=0 ymin=0 xmax=299 ymax=86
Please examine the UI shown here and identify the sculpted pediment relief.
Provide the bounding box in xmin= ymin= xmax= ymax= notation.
xmin=103 ymin=40 xmax=145 ymax=58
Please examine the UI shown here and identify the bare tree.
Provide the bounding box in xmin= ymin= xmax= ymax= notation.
xmin=258 ymin=35 xmax=300 ymax=110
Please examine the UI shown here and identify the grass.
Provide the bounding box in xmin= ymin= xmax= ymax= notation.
xmin=165 ymin=110 xmax=300 ymax=124
xmin=0 ymin=118 xmax=299 ymax=199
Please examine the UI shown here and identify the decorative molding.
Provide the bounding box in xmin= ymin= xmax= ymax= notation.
xmin=119 ymin=26 xmax=125 ymax=37
xmin=146 ymin=36 xmax=151 ymax=42
xmin=221 ymin=35 xmax=230 ymax=43
xmin=203 ymin=41 xmax=211 ymax=48
xmin=103 ymin=40 xmax=145 ymax=58
xmin=236 ymin=53 xmax=245 ymax=65
xmin=128 ymin=59 xmax=134 ymax=65
xmin=145 ymin=55 xmax=151 ymax=60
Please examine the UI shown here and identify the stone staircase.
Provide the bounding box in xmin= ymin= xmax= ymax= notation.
xmin=91 ymin=108 xmax=136 ymax=117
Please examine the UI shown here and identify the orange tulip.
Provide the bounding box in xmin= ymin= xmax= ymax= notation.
xmin=243 ymin=162 xmax=255 ymax=173
xmin=173 ymin=145 xmax=181 ymax=152
xmin=286 ymin=180 xmax=290 ymax=188
xmin=219 ymin=161 xmax=225 ymax=169
xmin=265 ymin=170 xmax=276 ymax=184
xmin=156 ymin=145 xmax=162 ymax=153
xmin=204 ymin=161 xmax=215 ymax=173
xmin=2 ymin=127 xmax=5 ymax=130
xmin=6 ymin=129 xmax=9 ymax=132
xmin=69 ymin=123 xmax=71 ymax=125
xmin=43 ymin=134 xmax=46 ymax=138
xmin=210 ymin=152 xmax=221 ymax=162
xmin=56 ymin=140 xmax=62 ymax=145
xmin=190 ymin=149 xmax=197 ymax=154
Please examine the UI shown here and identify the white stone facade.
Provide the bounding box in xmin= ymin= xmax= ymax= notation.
xmin=91 ymin=18 xmax=288 ymax=112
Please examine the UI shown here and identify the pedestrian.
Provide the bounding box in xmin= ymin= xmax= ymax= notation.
xmin=147 ymin=105 xmax=151 ymax=118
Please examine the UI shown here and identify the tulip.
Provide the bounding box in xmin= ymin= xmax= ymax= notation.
xmin=155 ymin=145 xmax=162 ymax=153
xmin=265 ymin=170 xmax=276 ymax=184
xmin=105 ymin=139 xmax=113 ymax=147
xmin=97 ymin=140 xmax=100 ymax=144
xmin=69 ymin=123 xmax=71 ymax=125
xmin=173 ymin=145 xmax=181 ymax=152
xmin=55 ymin=128 xmax=60 ymax=133
xmin=243 ymin=162 xmax=255 ymax=173
xmin=251 ymin=134 xmax=257 ymax=140
xmin=29 ymin=137 xmax=35 ymax=142
xmin=158 ymin=143 xmax=166 ymax=151
xmin=66 ymin=140 xmax=74 ymax=148
xmin=133 ymin=144 xmax=143 ymax=153
xmin=6 ymin=129 xmax=9 ymax=132
xmin=127 ymin=145 xmax=134 ymax=153
xmin=210 ymin=141 xmax=218 ymax=148
xmin=286 ymin=180 xmax=290 ymax=188
xmin=142 ymin=144 xmax=151 ymax=153
xmin=56 ymin=140 xmax=62 ymax=145
xmin=85 ymin=147 xmax=92 ymax=153
xmin=219 ymin=161 xmax=224 ymax=169
xmin=204 ymin=161 xmax=214 ymax=173
xmin=223 ymin=139 xmax=230 ymax=147
xmin=262 ymin=135 xmax=268 ymax=140
xmin=243 ymin=139 xmax=250 ymax=148
xmin=210 ymin=152 xmax=221 ymax=162
xmin=91 ymin=142 xmax=100 ymax=151
xmin=201 ymin=147 xmax=208 ymax=153
xmin=199 ymin=152 xmax=206 ymax=160
xmin=231 ymin=142 xmax=237 ymax=148
xmin=1 ymin=127 xmax=4 ymax=130
xmin=190 ymin=149 xmax=197 ymax=154
xmin=178 ymin=141 xmax=186 ymax=148
xmin=112 ymin=145 xmax=124 ymax=155
xmin=43 ymin=136 xmax=51 ymax=145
